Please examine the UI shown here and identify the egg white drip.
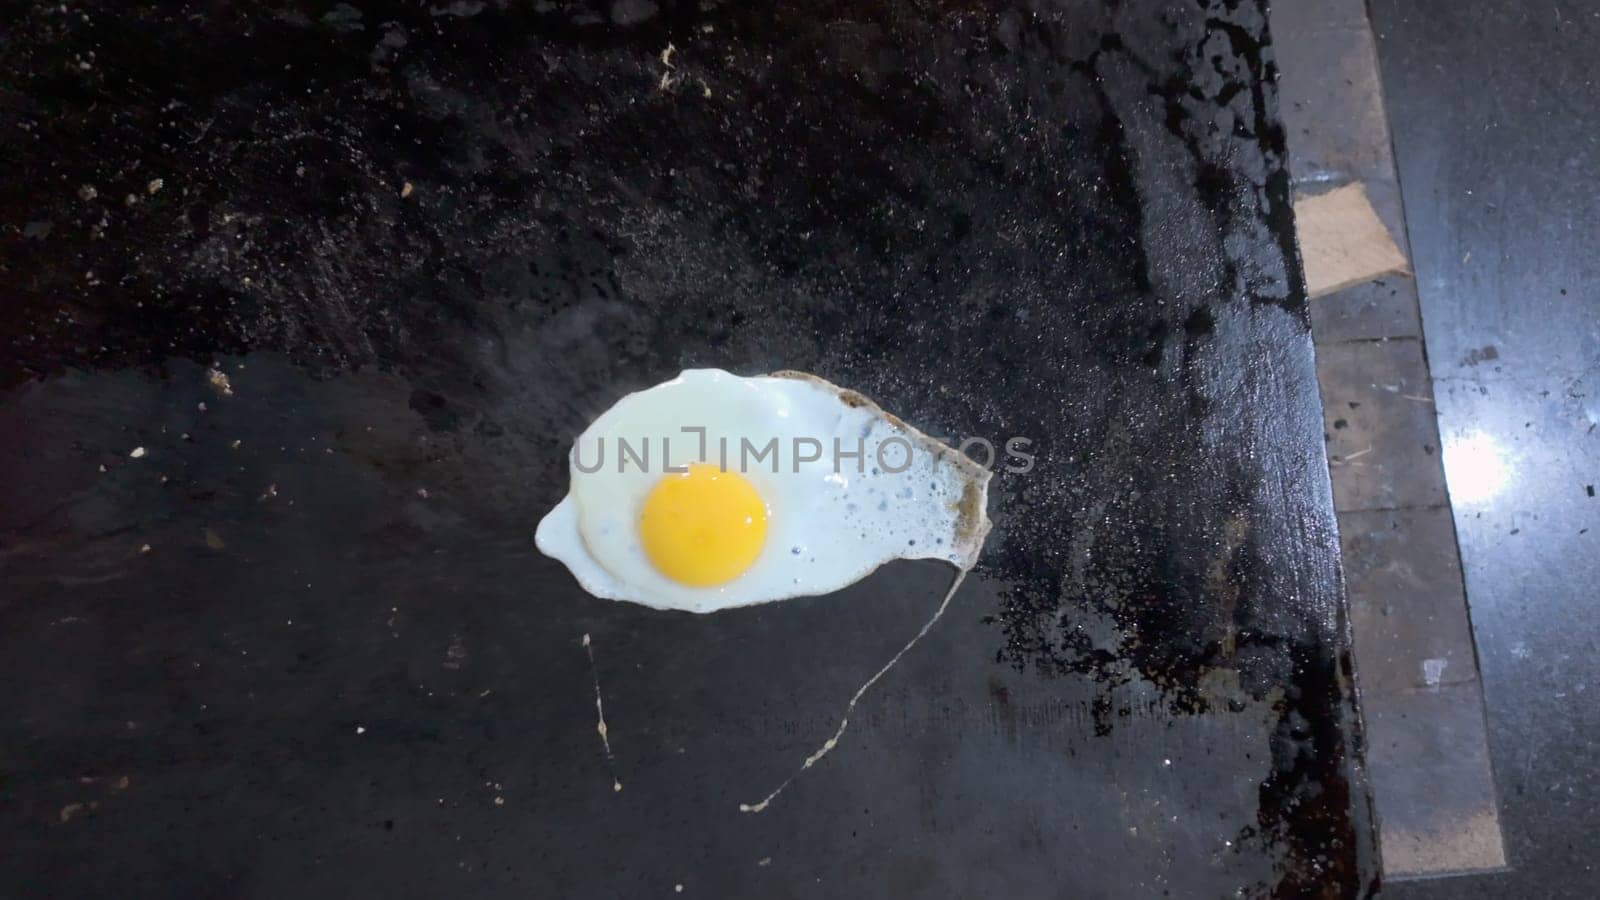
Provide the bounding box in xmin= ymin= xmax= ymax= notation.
xmin=535 ymin=369 xmax=990 ymax=613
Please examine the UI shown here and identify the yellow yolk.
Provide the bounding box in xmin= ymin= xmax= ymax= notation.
xmin=638 ymin=463 xmax=769 ymax=586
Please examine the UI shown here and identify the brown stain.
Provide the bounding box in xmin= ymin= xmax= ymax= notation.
xmin=954 ymin=480 xmax=984 ymax=544
xmin=57 ymin=777 xmax=132 ymax=826
xmin=58 ymin=801 xmax=98 ymax=824
xmin=205 ymin=367 xmax=234 ymax=396
xmin=1205 ymin=514 xmax=1250 ymax=658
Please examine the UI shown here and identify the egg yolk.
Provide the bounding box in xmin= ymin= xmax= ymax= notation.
xmin=638 ymin=463 xmax=769 ymax=587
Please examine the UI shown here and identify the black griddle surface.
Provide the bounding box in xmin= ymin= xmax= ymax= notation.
xmin=1 ymin=2 xmax=1376 ymax=897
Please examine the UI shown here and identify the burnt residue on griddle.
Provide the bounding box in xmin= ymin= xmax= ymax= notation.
xmin=1 ymin=0 xmax=1373 ymax=894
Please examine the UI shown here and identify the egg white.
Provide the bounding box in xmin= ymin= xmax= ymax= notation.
xmin=535 ymin=369 xmax=992 ymax=613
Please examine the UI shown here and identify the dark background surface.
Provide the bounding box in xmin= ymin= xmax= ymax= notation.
xmin=1368 ymin=0 xmax=1600 ymax=896
xmin=1 ymin=2 xmax=1375 ymax=897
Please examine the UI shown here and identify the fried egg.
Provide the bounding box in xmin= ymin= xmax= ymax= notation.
xmin=536 ymin=369 xmax=992 ymax=613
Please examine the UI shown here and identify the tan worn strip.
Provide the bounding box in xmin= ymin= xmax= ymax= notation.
xmin=1294 ymin=182 xmax=1411 ymax=297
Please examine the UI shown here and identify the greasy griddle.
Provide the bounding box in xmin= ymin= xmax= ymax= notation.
xmin=0 ymin=1 xmax=1377 ymax=896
